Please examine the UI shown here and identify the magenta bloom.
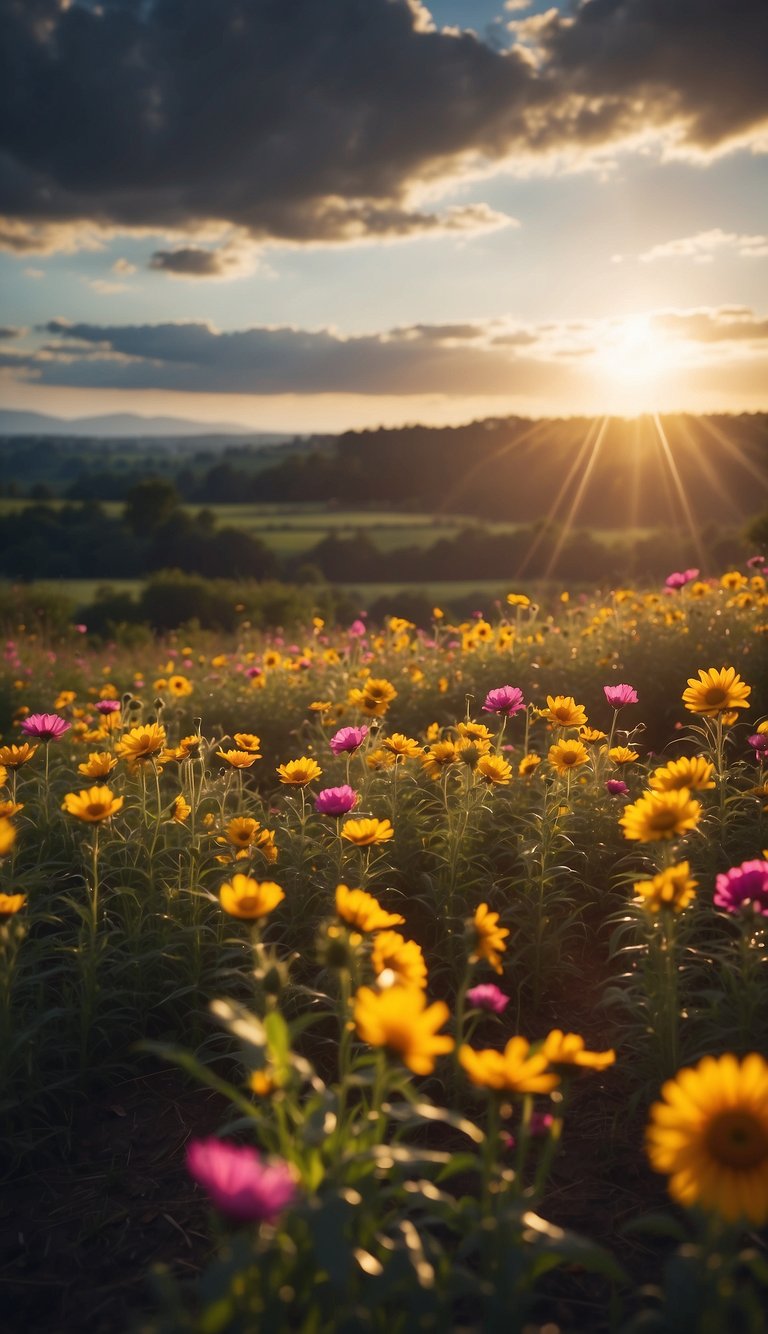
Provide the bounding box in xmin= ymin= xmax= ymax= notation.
xmin=482 ymin=686 xmax=526 ymax=717
xmin=96 ymin=699 xmax=121 ymax=715
xmin=503 ymin=1111 xmax=554 ymax=1150
xmin=714 ymin=860 xmax=768 ymax=917
xmin=315 ymin=785 xmax=358 ymax=816
xmin=21 ymin=713 xmax=71 ymax=741
xmin=329 ymin=725 xmax=369 ymax=755
xmin=747 ymin=733 xmax=768 ymax=753
xmin=603 ymin=684 xmax=638 ymax=708
xmin=186 ymin=1139 xmax=296 ymax=1223
xmin=348 ymin=619 xmax=367 ymax=638
xmin=665 ymin=568 xmax=700 ymax=590
xmin=466 ymin=983 xmax=509 ymax=1015
xmin=605 ymin=779 xmax=629 ymax=797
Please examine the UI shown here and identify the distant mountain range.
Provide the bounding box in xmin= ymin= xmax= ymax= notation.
xmin=0 ymin=409 xmax=293 ymax=441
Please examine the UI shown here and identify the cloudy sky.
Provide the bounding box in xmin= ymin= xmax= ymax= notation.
xmin=1 ymin=0 xmax=767 ymax=429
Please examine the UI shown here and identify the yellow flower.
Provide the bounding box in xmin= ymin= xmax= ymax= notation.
xmin=0 ymin=743 xmax=38 ymax=769
xmin=459 ymin=1037 xmax=559 ymax=1094
xmin=220 ymin=816 xmax=262 ymax=848
xmin=256 ymin=828 xmax=278 ymax=864
xmin=233 ymin=733 xmax=262 ymax=754
xmin=0 ymin=892 xmax=26 ymax=915
xmin=0 ymin=764 xmax=6 ymax=787
xmin=506 ymin=593 xmax=531 ymax=608
xmin=54 ymin=690 xmax=77 ymax=710
xmin=249 ymin=1069 xmax=279 ymax=1097
xmin=217 ymin=748 xmax=260 ymax=769
xmin=457 ymin=722 xmax=494 ymax=743
xmin=518 ymin=753 xmax=541 ymax=777
xmin=646 ymin=1053 xmax=768 ymax=1225
xmin=62 ymin=786 xmax=124 ymax=822
xmin=548 ymin=739 xmax=589 ymax=775
xmin=579 ymin=727 xmax=607 ymax=744
xmin=219 ymin=874 xmax=285 ymax=919
xmin=620 ymin=788 xmax=701 ymax=842
xmin=0 ymin=801 xmax=23 ymax=818
xmin=421 ymin=740 xmax=458 ymax=780
xmin=366 ymin=747 xmax=396 ymax=771
xmin=115 ymin=723 xmax=167 ymax=762
xmin=475 ymin=754 xmax=512 ymax=785
xmin=350 ymin=678 xmax=397 ymax=717
xmin=371 ymin=931 xmax=428 ymax=989
xmin=170 ymin=794 xmax=191 ymax=823
xmin=177 ymin=734 xmax=203 ymax=758
xmin=382 ymin=733 xmax=422 ymax=760
xmin=341 ymin=817 xmax=394 ymax=846
xmin=544 ymin=696 xmax=588 ymax=728
xmin=720 ymin=571 xmax=748 ymax=591
xmin=682 ymin=667 xmax=751 ymax=717
xmin=354 ymin=986 xmax=453 ymax=1075
xmin=335 ymin=884 xmax=405 ymax=932
xmin=541 ymin=1030 xmax=616 ymax=1071
xmin=167 ymin=674 xmax=193 ymax=697
xmin=608 ymin=746 xmax=639 ymax=765
xmin=648 ymin=756 xmax=716 ymax=792
xmin=77 ymin=751 xmax=118 ymax=779
xmin=470 ymin=903 xmax=509 ymax=975
xmin=276 ymin=756 xmax=323 ymax=785
xmin=634 ymin=862 xmax=698 ymax=914
xmin=0 ymin=818 xmax=16 ymax=855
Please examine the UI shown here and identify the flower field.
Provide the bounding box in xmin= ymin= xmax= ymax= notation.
xmin=3 ymin=566 xmax=768 ymax=1333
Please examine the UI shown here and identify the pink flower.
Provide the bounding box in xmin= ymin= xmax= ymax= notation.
xmin=747 ymin=555 xmax=765 ymax=569
xmin=605 ymin=779 xmax=629 ymax=797
xmin=75 ymin=624 xmax=88 ymax=634
xmin=466 ymin=983 xmax=509 ymax=1015
xmin=665 ymin=568 xmax=699 ymax=590
xmin=747 ymin=734 xmax=768 ymax=753
xmin=482 ymin=686 xmax=526 ymax=717
xmin=348 ymin=619 xmax=367 ymax=638
xmin=96 ymin=699 xmax=121 ymax=715
xmin=603 ymin=684 xmax=638 ymax=708
xmin=329 ymin=725 xmax=369 ymax=755
xmin=20 ymin=713 xmax=71 ymax=741
xmin=714 ymin=860 xmax=768 ymax=917
xmin=186 ymin=1139 xmax=296 ymax=1223
xmin=315 ymin=785 xmax=358 ymax=816
xmin=503 ymin=1111 xmax=554 ymax=1151
xmin=246 ymin=666 xmax=262 ymax=678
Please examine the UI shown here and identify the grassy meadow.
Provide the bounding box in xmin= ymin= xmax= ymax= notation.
xmin=2 ymin=565 xmax=768 ymax=1332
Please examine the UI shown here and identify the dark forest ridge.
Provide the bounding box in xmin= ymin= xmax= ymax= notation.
xmin=0 ymin=408 xmax=289 ymax=439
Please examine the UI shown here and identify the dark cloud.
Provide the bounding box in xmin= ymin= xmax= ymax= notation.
xmin=149 ymin=246 xmax=245 ymax=277
xmin=12 ymin=316 xmax=566 ymax=396
xmin=0 ymin=325 xmax=21 ymax=339
xmin=0 ymin=0 xmax=765 ymax=253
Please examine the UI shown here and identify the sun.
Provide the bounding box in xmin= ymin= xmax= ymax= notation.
xmin=591 ymin=314 xmax=679 ymax=414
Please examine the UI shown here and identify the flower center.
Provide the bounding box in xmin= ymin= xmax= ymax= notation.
xmin=706 ymin=1110 xmax=768 ymax=1169
xmin=704 ymin=686 xmax=728 ymax=707
xmin=651 ymin=809 xmax=679 ymax=830
xmin=86 ymin=803 xmax=107 ymax=818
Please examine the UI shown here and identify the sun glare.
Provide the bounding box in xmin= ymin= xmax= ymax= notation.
xmin=592 ymin=314 xmax=677 ymax=414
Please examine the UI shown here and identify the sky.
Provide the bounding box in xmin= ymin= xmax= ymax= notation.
xmin=0 ymin=0 xmax=767 ymax=431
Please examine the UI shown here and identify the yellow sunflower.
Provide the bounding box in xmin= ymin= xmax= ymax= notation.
xmin=682 ymin=667 xmax=751 ymax=717
xmin=371 ymin=931 xmax=428 ymax=989
xmin=648 ymin=756 xmax=716 ymax=792
xmin=620 ymin=788 xmax=701 ymax=842
xmin=341 ymin=817 xmax=394 ymax=846
xmin=469 ymin=903 xmax=509 ymax=975
xmin=115 ymin=723 xmax=167 ymax=763
xmin=335 ymin=884 xmax=404 ymax=932
xmin=77 ymin=751 xmax=118 ymax=779
xmin=0 ymin=892 xmax=26 ymax=915
xmin=541 ymin=1030 xmax=616 ymax=1071
xmin=0 ymin=743 xmax=38 ymax=769
xmin=459 ymin=1037 xmax=559 ymax=1094
xmin=634 ymin=862 xmax=698 ymax=914
xmin=276 ymin=757 xmax=323 ymax=786
xmin=646 ymin=1053 xmax=768 ymax=1225
xmin=475 ymin=754 xmax=513 ymax=785
xmin=548 ymin=739 xmax=589 ymax=775
xmin=219 ymin=874 xmax=284 ymax=919
xmin=544 ymin=696 xmax=588 ymax=728
xmin=217 ymin=748 xmax=259 ymax=769
xmin=62 ymin=786 xmax=124 ymax=822
xmin=354 ymin=986 xmax=453 ymax=1075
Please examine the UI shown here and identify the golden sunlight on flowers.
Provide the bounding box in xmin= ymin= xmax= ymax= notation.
xmin=354 ymin=986 xmax=453 ymax=1075
xmin=0 ymin=743 xmax=38 ymax=769
xmin=541 ymin=1030 xmax=616 ymax=1071
xmin=459 ymin=1037 xmax=559 ymax=1095
xmin=167 ymin=674 xmax=193 ymax=697
xmin=634 ymin=863 xmax=698 ymax=914
xmin=77 ymin=751 xmax=118 ymax=779
xmin=544 ymin=696 xmax=588 ymax=728
xmin=648 ymin=756 xmax=716 ymax=792
xmin=276 ymin=757 xmax=323 ymax=786
xmin=608 ymin=746 xmax=639 ymax=765
xmin=217 ymin=748 xmax=260 ymax=769
xmin=382 ymin=733 xmax=422 ymax=760
xmin=116 ymin=723 xmax=167 ymax=762
xmin=421 ymin=740 xmax=458 ymax=780
xmin=620 ymin=788 xmax=701 ymax=842
xmin=220 ymin=816 xmax=262 ymax=848
xmin=62 ymin=786 xmax=124 ymax=823
xmin=371 ymin=931 xmax=428 ymax=989
xmin=548 ymin=739 xmax=589 ymax=775
xmin=0 ymin=818 xmax=17 ymax=855
xmin=0 ymin=891 xmax=26 ymax=914
xmin=475 ymin=754 xmax=512 ymax=785
xmin=219 ymin=874 xmax=285 ymax=919
xmin=470 ymin=903 xmax=509 ymax=975
xmin=518 ymin=753 xmax=542 ymax=777
xmin=335 ymin=884 xmax=405 ymax=932
xmin=233 ymin=733 xmax=262 ymax=754
xmin=170 ymin=794 xmax=191 ymax=823
xmin=341 ymin=817 xmax=394 ymax=846
xmin=646 ymin=1053 xmax=768 ymax=1225
xmin=350 ymin=677 xmax=397 ymax=716
xmin=682 ymin=667 xmax=751 ymax=717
